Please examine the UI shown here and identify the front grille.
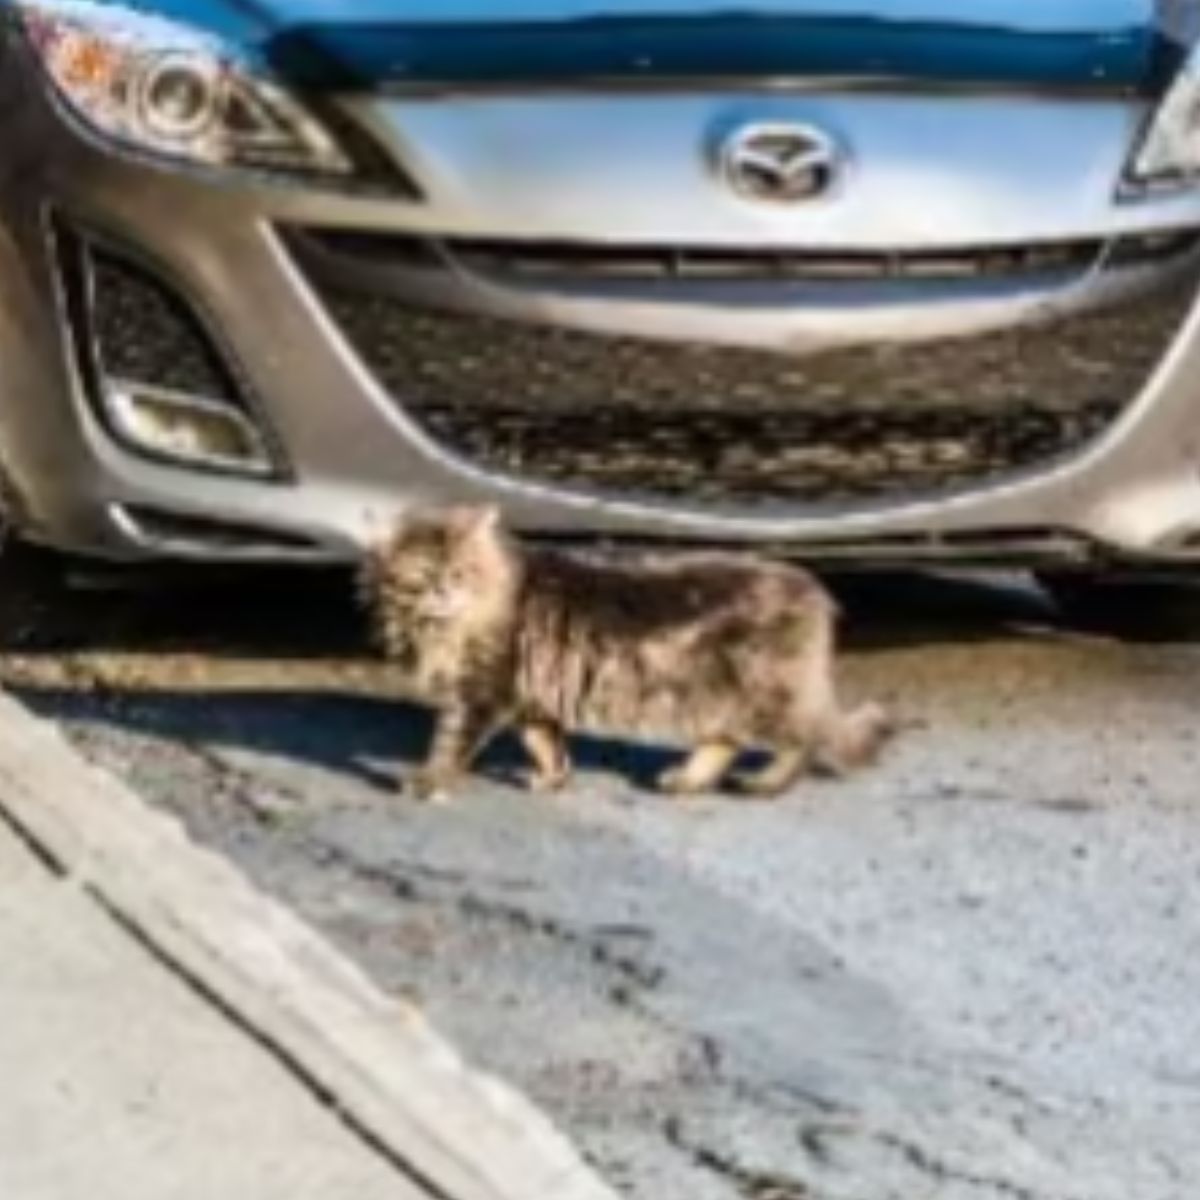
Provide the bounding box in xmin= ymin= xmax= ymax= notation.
xmin=306 ymin=242 xmax=1200 ymax=508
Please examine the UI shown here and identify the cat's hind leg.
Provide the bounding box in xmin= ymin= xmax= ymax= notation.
xmin=519 ymin=721 xmax=573 ymax=793
xmin=658 ymin=741 xmax=739 ymax=796
xmin=731 ymin=704 xmax=893 ymax=797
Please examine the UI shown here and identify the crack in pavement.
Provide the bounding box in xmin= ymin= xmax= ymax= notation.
xmin=664 ymin=1117 xmax=818 ymax=1200
xmin=308 ymin=841 xmax=670 ymax=1001
xmin=869 ymin=1131 xmax=1050 ymax=1200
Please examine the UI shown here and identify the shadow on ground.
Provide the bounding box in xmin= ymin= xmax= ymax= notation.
xmin=20 ymin=686 xmax=693 ymax=794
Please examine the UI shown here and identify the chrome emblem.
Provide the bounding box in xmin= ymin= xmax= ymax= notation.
xmin=721 ymin=123 xmax=842 ymax=204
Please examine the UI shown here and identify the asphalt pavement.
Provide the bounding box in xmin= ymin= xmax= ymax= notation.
xmin=1 ymin=550 xmax=1198 ymax=1200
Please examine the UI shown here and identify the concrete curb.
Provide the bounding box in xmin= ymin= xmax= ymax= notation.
xmin=0 ymin=690 xmax=617 ymax=1200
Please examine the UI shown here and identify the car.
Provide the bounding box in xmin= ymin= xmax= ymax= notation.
xmin=1 ymin=0 xmax=1200 ymax=612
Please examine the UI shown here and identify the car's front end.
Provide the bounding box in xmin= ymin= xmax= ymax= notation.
xmin=2 ymin=0 xmax=1200 ymax=569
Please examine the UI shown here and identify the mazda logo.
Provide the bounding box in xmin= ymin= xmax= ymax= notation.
xmin=720 ymin=123 xmax=843 ymax=204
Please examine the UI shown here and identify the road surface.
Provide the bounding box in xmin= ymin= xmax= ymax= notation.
xmin=2 ymin=549 xmax=1197 ymax=1200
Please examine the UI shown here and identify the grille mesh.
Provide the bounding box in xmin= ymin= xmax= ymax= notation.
xmin=88 ymin=248 xmax=242 ymax=403
xmin=55 ymin=225 xmax=286 ymax=478
xmin=305 ymin=243 xmax=1200 ymax=506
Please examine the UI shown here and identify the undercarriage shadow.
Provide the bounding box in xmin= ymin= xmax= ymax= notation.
xmin=4 ymin=543 xmax=1200 ymax=792
xmin=5 ymin=541 xmax=1190 ymax=658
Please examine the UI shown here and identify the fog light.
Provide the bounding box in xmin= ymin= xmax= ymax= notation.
xmin=105 ymin=381 xmax=273 ymax=475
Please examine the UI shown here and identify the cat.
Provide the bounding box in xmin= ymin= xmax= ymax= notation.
xmin=360 ymin=505 xmax=894 ymax=802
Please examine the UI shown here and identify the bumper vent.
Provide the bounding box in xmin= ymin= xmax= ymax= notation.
xmin=110 ymin=504 xmax=322 ymax=557
xmin=57 ymin=230 xmax=248 ymax=407
xmin=88 ymin=248 xmax=243 ymax=403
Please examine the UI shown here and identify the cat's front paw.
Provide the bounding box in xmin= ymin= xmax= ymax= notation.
xmin=521 ymin=767 xmax=572 ymax=795
xmin=407 ymin=768 xmax=457 ymax=805
xmin=657 ymin=767 xmax=705 ymax=797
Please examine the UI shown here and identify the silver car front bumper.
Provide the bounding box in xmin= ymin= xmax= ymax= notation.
xmin=4 ymin=49 xmax=1200 ymax=567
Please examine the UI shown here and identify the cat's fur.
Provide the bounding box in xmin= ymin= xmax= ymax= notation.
xmin=360 ymin=506 xmax=894 ymax=801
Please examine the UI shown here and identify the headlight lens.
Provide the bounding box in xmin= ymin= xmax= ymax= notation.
xmin=1127 ymin=53 xmax=1200 ymax=191
xmin=19 ymin=0 xmax=352 ymax=177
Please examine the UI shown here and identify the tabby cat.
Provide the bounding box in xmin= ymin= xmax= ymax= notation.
xmin=361 ymin=506 xmax=894 ymax=801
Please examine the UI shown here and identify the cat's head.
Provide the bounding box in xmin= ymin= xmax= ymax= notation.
xmin=362 ymin=505 xmax=517 ymax=651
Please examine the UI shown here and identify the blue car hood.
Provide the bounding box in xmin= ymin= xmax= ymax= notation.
xmin=160 ymin=1 xmax=1200 ymax=94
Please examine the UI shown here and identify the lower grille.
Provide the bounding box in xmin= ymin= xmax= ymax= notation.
xmin=310 ymin=253 xmax=1200 ymax=508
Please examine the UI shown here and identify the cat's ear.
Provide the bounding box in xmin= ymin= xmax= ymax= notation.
xmin=361 ymin=505 xmax=399 ymax=546
xmin=450 ymin=504 xmax=501 ymax=541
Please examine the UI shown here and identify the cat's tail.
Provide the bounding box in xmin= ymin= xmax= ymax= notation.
xmin=795 ymin=596 xmax=898 ymax=774
xmin=817 ymin=701 xmax=898 ymax=776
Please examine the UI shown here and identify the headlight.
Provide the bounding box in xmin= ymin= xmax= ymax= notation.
xmin=1127 ymin=51 xmax=1200 ymax=192
xmin=19 ymin=0 xmax=352 ymax=177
